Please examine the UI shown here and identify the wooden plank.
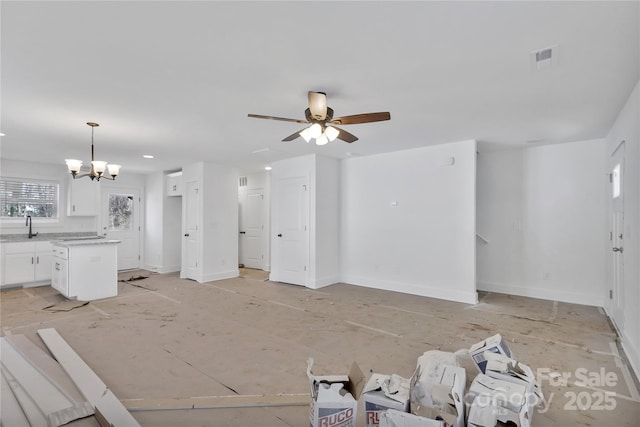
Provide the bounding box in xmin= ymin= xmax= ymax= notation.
xmin=0 ymin=337 xmax=86 ymax=421
xmin=1 ymin=365 xmax=48 ymax=427
xmin=94 ymin=406 xmax=115 ymax=427
xmin=5 ymin=334 xmax=86 ymax=403
xmin=121 ymin=393 xmax=310 ymax=411
xmin=37 ymin=328 xmax=141 ymax=427
xmin=0 ymin=369 xmax=31 ymax=427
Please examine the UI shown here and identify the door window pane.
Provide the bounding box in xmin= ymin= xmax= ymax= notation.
xmin=108 ymin=194 xmax=133 ymax=231
xmin=612 ymin=164 xmax=621 ymax=199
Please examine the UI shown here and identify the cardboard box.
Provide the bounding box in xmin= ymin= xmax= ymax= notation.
xmin=483 ymin=351 xmax=543 ymax=410
xmin=410 ymin=357 xmax=466 ymax=427
xmin=467 ymin=374 xmax=531 ymax=427
xmin=307 ymin=358 xmax=365 ymax=427
xmin=379 ymin=409 xmax=444 ymax=427
xmin=416 ymin=350 xmax=458 ymax=369
xmin=363 ymin=374 xmax=411 ymax=427
xmin=469 ymin=334 xmax=513 ymax=374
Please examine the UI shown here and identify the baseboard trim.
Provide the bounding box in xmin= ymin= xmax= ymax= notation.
xmin=620 ymin=335 xmax=640 ymax=389
xmin=341 ymin=275 xmax=478 ymax=305
xmin=477 ymin=281 xmax=605 ymax=307
xmin=142 ymin=264 xmax=180 ymax=274
xmin=307 ymin=275 xmax=339 ymax=289
xmin=200 ymin=269 xmax=239 ymax=283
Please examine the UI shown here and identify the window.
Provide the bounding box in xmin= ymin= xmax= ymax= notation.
xmin=108 ymin=193 xmax=134 ymax=231
xmin=0 ymin=177 xmax=59 ymax=219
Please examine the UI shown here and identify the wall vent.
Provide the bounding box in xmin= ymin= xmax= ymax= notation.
xmin=239 ymin=176 xmax=248 ymax=187
xmin=531 ymin=45 xmax=557 ymax=70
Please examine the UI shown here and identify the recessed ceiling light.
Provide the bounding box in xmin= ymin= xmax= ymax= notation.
xmin=143 ymin=155 xmax=154 ymax=159
xmin=0 ymin=133 xmax=5 ymax=136
xmin=264 ymin=166 xmax=272 ymax=171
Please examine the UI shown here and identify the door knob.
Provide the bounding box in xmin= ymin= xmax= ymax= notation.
xmin=184 ymin=233 xmax=190 ymax=237
xmin=277 ymin=234 xmax=282 ymax=237
xmin=239 ymin=231 xmax=246 ymax=234
xmin=612 ymin=247 xmax=623 ymax=253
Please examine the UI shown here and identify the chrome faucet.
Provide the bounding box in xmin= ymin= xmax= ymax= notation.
xmin=26 ymin=215 xmax=38 ymax=239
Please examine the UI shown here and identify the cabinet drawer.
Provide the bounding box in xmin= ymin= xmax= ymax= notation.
xmin=53 ymin=247 xmax=69 ymax=260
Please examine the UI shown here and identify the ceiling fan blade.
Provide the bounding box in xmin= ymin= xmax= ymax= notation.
xmin=332 ymin=126 xmax=359 ymax=143
xmin=330 ymin=112 xmax=391 ymax=125
xmin=282 ymin=128 xmax=308 ymax=142
xmin=248 ymin=114 xmax=308 ymax=124
xmin=308 ymin=91 xmax=327 ymax=120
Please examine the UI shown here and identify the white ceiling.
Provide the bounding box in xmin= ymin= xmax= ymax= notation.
xmin=2 ymin=1 xmax=638 ymax=175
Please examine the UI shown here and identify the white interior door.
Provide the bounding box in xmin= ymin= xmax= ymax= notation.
xmin=239 ymin=188 xmax=264 ymax=269
xmin=183 ymin=180 xmax=199 ymax=280
xmin=609 ymin=142 xmax=625 ymax=329
xmin=273 ymin=176 xmax=308 ymax=286
xmin=102 ymin=188 xmax=140 ymax=271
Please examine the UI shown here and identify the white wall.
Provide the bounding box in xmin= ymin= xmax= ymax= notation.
xmin=144 ymin=172 xmax=164 ymax=270
xmin=340 ymin=140 xmax=478 ymax=304
xmin=0 ymin=159 xmax=145 ymax=236
xmin=606 ymin=80 xmax=640 ymax=378
xmin=163 ymin=188 xmax=182 ymax=272
xmin=201 ymin=162 xmax=239 ymax=281
xmin=312 ymin=155 xmax=340 ymax=288
xmin=477 ymin=139 xmax=608 ymax=307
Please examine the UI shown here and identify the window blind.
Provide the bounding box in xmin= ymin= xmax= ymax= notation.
xmin=0 ymin=178 xmax=59 ymax=218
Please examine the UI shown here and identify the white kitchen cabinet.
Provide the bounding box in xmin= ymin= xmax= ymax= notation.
xmin=51 ymin=240 xmax=119 ymax=301
xmin=68 ymin=177 xmax=99 ymax=216
xmin=1 ymin=241 xmax=54 ymax=287
xmin=166 ymin=172 xmax=183 ymax=196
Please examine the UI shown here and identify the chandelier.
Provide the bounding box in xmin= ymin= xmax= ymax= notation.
xmin=65 ymin=122 xmax=121 ymax=181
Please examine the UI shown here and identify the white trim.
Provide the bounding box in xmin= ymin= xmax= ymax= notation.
xmin=621 ymin=335 xmax=640 ymax=387
xmin=307 ymin=274 xmax=339 ymax=289
xmin=342 ymin=274 xmax=478 ymax=305
xmin=142 ymin=264 xmax=181 ymax=274
xmin=477 ymin=281 xmax=605 ymax=307
xmin=198 ymin=269 xmax=239 ymax=283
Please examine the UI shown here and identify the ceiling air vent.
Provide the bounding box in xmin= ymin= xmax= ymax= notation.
xmin=239 ymin=176 xmax=247 ymax=187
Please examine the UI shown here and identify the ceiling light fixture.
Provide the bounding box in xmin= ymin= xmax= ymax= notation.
xmin=143 ymin=154 xmax=154 ymax=159
xmin=65 ymin=122 xmax=121 ymax=181
xmin=298 ymin=123 xmax=340 ymax=145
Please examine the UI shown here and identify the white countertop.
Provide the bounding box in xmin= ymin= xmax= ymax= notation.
xmin=51 ymin=239 xmax=121 ymax=247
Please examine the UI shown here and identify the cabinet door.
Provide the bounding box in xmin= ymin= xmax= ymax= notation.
xmin=3 ymin=253 xmax=35 ymax=285
xmin=166 ymin=174 xmax=183 ymax=196
xmin=68 ymin=177 xmax=99 ymax=216
xmin=35 ymin=243 xmax=54 ymax=281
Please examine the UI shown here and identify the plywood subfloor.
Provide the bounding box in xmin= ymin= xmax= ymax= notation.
xmin=1 ymin=269 xmax=639 ymax=426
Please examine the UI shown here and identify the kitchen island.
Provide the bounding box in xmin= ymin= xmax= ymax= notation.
xmin=51 ymin=238 xmax=120 ymax=301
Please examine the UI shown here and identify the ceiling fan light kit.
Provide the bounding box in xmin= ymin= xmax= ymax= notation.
xmin=248 ymin=91 xmax=390 ymax=145
xmin=65 ymin=122 xmax=121 ymax=181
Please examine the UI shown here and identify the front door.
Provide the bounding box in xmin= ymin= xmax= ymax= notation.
xmin=239 ymin=188 xmax=264 ymax=269
xmin=182 ymin=180 xmax=200 ymax=280
xmin=272 ymin=176 xmax=308 ymax=286
xmin=609 ymin=141 xmax=625 ymax=329
xmin=102 ymin=188 xmax=140 ymax=271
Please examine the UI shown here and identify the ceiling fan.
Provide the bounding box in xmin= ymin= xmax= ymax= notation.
xmin=248 ymin=91 xmax=390 ymax=145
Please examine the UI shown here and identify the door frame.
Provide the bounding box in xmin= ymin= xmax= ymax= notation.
xmin=270 ymin=173 xmax=309 ymax=286
xmin=607 ymin=140 xmax=625 ymax=330
xmin=239 ymin=187 xmax=266 ymax=270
